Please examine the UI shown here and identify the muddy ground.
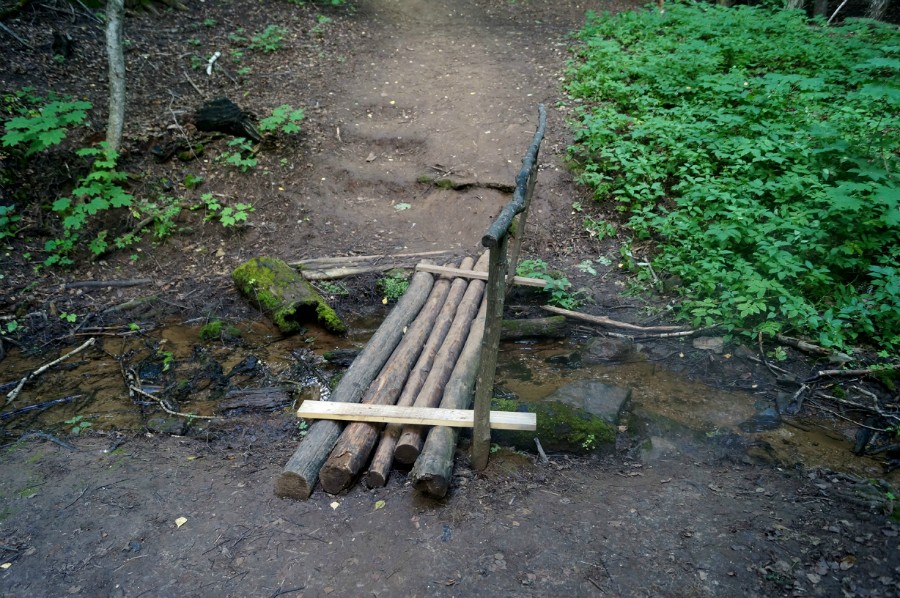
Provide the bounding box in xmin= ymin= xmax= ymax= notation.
xmin=0 ymin=0 xmax=898 ymax=596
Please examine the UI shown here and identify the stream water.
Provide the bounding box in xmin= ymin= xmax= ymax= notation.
xmin=1 ymin=318 xmax=894 ymax=484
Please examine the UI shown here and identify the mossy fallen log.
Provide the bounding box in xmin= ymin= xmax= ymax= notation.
xmin=232 ymin=256 xmax=347 ymax=334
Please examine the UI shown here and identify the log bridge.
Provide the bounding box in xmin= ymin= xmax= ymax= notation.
xmin=275 ymin=105 xmax=548 ymax=500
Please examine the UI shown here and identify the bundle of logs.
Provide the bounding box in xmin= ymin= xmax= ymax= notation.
xmin=275 ymin=254 xmax=493 ymax=499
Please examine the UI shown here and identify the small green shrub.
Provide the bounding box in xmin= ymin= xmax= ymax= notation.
xmin=219 ymin=137 xmax=257 ymax=172
xmin=2 ymin=93 xmax=91 ymax=157
xmin=378 ymin=270 xmax=410 ymax=302
xmin=193 ymin=193 xmax=254 ymax=227
xmin=47 ymin=143 xmax=133 ymax=266
xmin=516 ymin=259 xmax=580 ymax=309
xmin=260 ymin=104 xmax=305 ymax=135
xmin=249 ymin=25 xmax=287 ymax=53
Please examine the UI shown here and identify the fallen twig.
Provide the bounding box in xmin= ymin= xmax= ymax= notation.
xmin=18 ymin=431 xmax=78 ymax=451
xmin=129 ymin=384 xmax=219 ymax=420
xmin=775 ymin=333 xmax=851 ymax=362
xmin=0 ymin=21 xmax=34 ymax=50
xmin=63 ymin=278 xmax=152 ymax=289
xmin=6 ymin=337 xmax=97 ymax=404
xmin=534 ymin=437 xmax=549 ymax=464
xmin=541 ymin=305 xmax=689 ymax=333
xmin=0 ymin=394 xmax=81 ymax=421
xmin=803 ymin=363 xmax=900 ymax=384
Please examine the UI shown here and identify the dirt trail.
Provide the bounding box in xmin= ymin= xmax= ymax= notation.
xmin=1 ymin=1 xmax=898 ymax=597
xmin=281 ymin=0 xmax=593 ymax=257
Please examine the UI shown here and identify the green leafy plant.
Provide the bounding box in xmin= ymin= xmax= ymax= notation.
xmin=0 ymin=205 xmax=20 ymax=240
xmin=249 ymin=25 xmax=287 ymax=53
xmin=47 ymin=143 xmax=133 ymax=266
xmin=219 ymin=137 xmax=257 ymax=172
xmin=2 ymin=94 xmax=91 ymax=157
xmin=378 ymin=270 xmax=410 ymax=302
xmin=516 ymin=259 xmax=580 ymax=309
xmin=203 ymin=17 xmax=217 ymax=27
xmin=64 ymin=415 xmax=92 ymax=435
xmin=59 ymin=312 xmax=77 ymax=323
xmin=582 ymin=215 xmax=616 ymax=241
xmin=259 ymin=104 xmax=306 ymax=135
xmin=157 ymin=349 xmax=175 ymax=372
xmin=183 ymin=173 xmax=204 ymax=190
xmin=318 ymin=281 xmax=349 ymax=296
xmin=193 ymin=193 xmax=254 ymax=227
xmin=566 ymin=4 xmax=900 ymax=351
xmin=311 ymin=15 xmax=333 ymax=36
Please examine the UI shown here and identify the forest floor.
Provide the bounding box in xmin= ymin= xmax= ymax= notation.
xmin=0 ymin=0 xmax=897 ymax=596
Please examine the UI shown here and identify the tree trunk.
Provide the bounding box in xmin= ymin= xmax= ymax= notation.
xmin=410 ymin=298 xmax=488 ymax=497
xmin=274 ymin=271 xmax=435 ymax=500
xmin=317 ymin=274 xmax=452 ymax=494
xmin=105 ymin=0 xmax=125 ymax=151
xmin=394 ymin=254 xmax=489 ymax=465
xmin=364 ymin=258 xmax=474 ymax=487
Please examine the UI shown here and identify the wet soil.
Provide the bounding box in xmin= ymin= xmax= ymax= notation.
xmin=1 ymin=0 xmax=898 ymax=596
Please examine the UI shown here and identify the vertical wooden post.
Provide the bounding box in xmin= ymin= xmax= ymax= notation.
xmin=471 ymin=235 xmax=509 ymax=470
xmin=505 ymin=150 xmax=540 ymax=285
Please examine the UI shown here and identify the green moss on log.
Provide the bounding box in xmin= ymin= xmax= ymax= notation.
xmin=232 ymin=256 xmax=347 ymax=334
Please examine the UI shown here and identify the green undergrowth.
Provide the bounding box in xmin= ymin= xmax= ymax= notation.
xmin=566 ymin=3 xmax=899 ymax=352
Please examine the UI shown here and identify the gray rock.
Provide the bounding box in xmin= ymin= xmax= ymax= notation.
xmin=583 ymin=336 xmax=642 ymax=363
xmin=546 ymin=379 xmax=632 ymax=425
xmin=692 ymin=336 xmax=725 ymax=354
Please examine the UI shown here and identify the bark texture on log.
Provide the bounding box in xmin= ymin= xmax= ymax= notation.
xmin=500 ymin=316 xmax=567 ymax=340
xmin=274 ymin=271 xmax=434 ymax=500
xmin=365 ymin=258 xmax=474 ymax=487
xmin=218 ymin=388 xmax=291 ymax=414
xmin=411 ymin=297 xmax=488 ymax=497
xmin=318 ymin=276 xmax=452 ymax=494
xmin=394 ymin=254 xmax=489 ymax=465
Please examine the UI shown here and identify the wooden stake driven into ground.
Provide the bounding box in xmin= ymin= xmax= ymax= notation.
xmin=393 ymin=253 xmax=489 ymax=465
xmin=274 ymin=270 xmax=435 ymax=500
xmin=365 ymin=257 xmax=477 ymax=487
xmin=317 ymin=268 xmax=453 ymax=494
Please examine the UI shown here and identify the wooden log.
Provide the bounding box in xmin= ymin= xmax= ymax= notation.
xmin=317 ymin=276 xmax=452 ymax=494
xmin=218 ymin=388 xmax=291 ymax=414
xmin=394 ymin=254 xmax=489 ymax=465
xmin=274 ymin=271 xmax=434 ymax=500
xmin=291 ymin=250 xmax=457 ymax=280
xmin=500 ymin=316 xmax=567 ymax=340
xmin=411 ymin=298 xmax=488 ymax=497
xmin=297 ymin=401 xmax=535 ymax=430
xmin=415 ymin=264 xmax=552 ymax=288
xmin=232 ymin=256 xmax=347 ymax=334
xmin=364 ymin=258 xmax=474 ymax=488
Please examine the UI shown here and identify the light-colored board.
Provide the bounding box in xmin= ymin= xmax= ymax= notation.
xmin=414 ymin=264 xmax=555 ymax=289
xmin=297 ymin=401 xmax=536 ymax=431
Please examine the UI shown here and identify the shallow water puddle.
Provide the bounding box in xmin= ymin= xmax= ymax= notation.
xmin=496 ymin=338 xmax=895 ymax=482
xmin=1 ymin=322 xmax=893 ymax=482
xmin=0 ymin=318 xmax=366 ymax=436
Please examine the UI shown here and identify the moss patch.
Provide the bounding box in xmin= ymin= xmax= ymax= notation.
xmin=491 ymin=397 xmax=615 ymax=454
xmin=232 ymin=256 xmax=347 ymax=334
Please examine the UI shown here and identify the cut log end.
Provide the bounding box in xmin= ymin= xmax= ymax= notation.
xmin=318 ymin=453 xmax=355 ymax=495
xmin=274 ymin=471 xmax=314 ymax=500
xmin=394 ymin=426 xmax=424 ymax=465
